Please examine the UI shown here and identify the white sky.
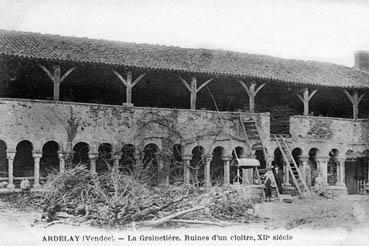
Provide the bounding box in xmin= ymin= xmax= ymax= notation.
xmin=1 ymin=0 xmax=369 ymax=66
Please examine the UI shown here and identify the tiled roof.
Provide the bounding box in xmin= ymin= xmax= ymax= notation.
xmin=1 ymin=29 xmax=369 ymax=89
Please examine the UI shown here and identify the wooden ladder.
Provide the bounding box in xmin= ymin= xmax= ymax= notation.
xmin=273 ymin=134 xmax=310 ymax=197
xmin=240 ymin=116 xmax=280 ymax=198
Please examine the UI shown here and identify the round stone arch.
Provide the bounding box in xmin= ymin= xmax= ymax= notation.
xmin=39 ymin=139 xmax=64 ymax=153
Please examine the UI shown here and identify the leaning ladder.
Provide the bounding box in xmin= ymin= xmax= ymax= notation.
xmin=273 ymin=134 xmax=310 ymax=197
xmin=239 ymin=115 xmax=280 ymax=197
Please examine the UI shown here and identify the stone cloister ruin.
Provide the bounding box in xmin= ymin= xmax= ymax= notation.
xmin=1 ymin=30 xmax=369 ymax=196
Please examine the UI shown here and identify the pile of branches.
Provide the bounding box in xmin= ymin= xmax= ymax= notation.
xmin=30 ymin=165 xmax=260 ymax=227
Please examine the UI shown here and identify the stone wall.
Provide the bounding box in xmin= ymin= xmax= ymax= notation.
xmin=0 ymin=98 xmax=270 ymax=157
xmin=288 ymin=115 xmax=369 ymax=156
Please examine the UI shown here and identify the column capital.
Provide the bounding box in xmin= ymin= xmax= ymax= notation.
xmin=182 ymin=155 xmax=192 ymax=161
xmin=6 ymin=151 xmax=16 ymax=160
xmin=88 ymin=152 xmax=98 ymax=159
xmin=300 ymin=155 xmax=310 ymax=162
xmin=315 ymin=156 xmax=330 ymax=162
xmin=221 ymin=155 xmax=233 ymax=161
xmin=113 ymin=153 xmax=121 ymax=159
xmin=205 ymin=154 xmax=213 ymax=162
xmin=57 ymin=151 xmax=68 ymax=158
xmin=32 ymin=151 xmax=42 ymax=158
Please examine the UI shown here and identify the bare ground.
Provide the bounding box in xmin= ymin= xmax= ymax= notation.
xmin=0 ymin=194 xmax=369 ymax=246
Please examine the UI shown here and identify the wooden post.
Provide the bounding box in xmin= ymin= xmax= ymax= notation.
xmin=178 ymin=76 xmax=214 ymax=110
xmin=238 ymin=81 xmax=265 ymax=113
xmin=39 ymin=65 xmax=76 ymax=101
xmin=343 ymin=90 xmax=366 ymax=120
xmin=113 ymin=70 xmax=146 ymax=105
xmin=296 ymin=88 xmax=317 ymax=116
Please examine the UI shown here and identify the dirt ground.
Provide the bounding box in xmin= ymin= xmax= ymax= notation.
xmin=0 ymin=195 xmax=369 ymax=246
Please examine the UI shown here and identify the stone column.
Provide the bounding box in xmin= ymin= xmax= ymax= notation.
xmin=204 ymin=155 xmax=212 ymax=187
xmin=222 ymin=156 xmax=232 ymax=186
xmin=300 ymin=155 xmax=309 ymax=185
xmin=33 ymin=152 xmax=42 ymax=189
xmin=6 ymin=151 xmax=15 ymax=189
xmin=58 ymin=151 xmax=67 ymax=173
xmin=133 ymin=148 xmax=142 ymax=173
xmin=182 ymin=155 xmax=192 ymax=185
xmin=336 ymin=157 xmax=347 ymax=186
xmin=113 ymin=154 xmax=121 ymax=171
xmin=88 ymin=153 xmax=98 ymax=173
xmin=316 ymin=156 xmax=329 ymax=185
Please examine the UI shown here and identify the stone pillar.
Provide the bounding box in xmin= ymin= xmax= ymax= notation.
xmin=204 ymin=155 xmax=212 ymax=187
xmin=133 ymin=148 xmax=142 ymax=171
xmin=222 ymin=156 xmax=232 ymax=186
xmin=300 ymin=155 xmax=309 ymax=184
xmin=336 ymin=157 xmax=347 ymax=186
xmin=183 ymin=155 xmax=191 ymax=185
xmin=316 ymin=156 xmax=329 ymax=185
xmin=33 ymin=152 xmax=42 ymax=189
xmin=6 ymin=151 xmax=15 ymax=189
xmin=88 ymin=153 xmax=98 ymax=173
xmin=113 ymin=154 xmax=121 ymax=170
xmin=58 ymin=151 xmax=67 ymax=173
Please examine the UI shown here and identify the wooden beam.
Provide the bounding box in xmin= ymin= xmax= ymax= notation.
xmin=113 ymin=70 xmax=146 ymax=104
xmin=39 ymin=64 xmax=76 ymax=101
xmin=177 ymin=76 xmax=214 ymax=110
xmin=344 ymin=89 xmax=364 ymax=120
xmin=238 ymin=81 xmax=265 ymax=113
xmin=296 ymin=88 xmax=317 ymax=116
xmin=343 ymin=90 xmax=366 ymax=120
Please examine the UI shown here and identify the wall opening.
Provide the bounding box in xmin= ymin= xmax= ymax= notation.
xmin=169 ymin=144 xmax=183 ymax=185
xmin=14 ymin=140 xmax=34 ymax=177
xmin=97 ymin=143 xmax=113 ymax=174
xmin=119 ymin=144 xmax=135 ymax=175
xmin=72 ymin=142 xmax=90 ymax=169
xmin=327 ymin=149 xmax=339 ymax=186
xmin=0 ymin=140 xmax=7 ymax=177
xmin=190 ymin=146 xmax=205 ymax=186
xmin=211 ymin=146 xmax=224 ymax=186
xmin=308 ymin=148 xmax=319 ymax=186
xmin=40 ymin=141 xmax=60 ymax=177
xmin=143 ymin=143 xmax=159 ymax=186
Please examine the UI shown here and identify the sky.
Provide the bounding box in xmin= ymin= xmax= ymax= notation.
xmin=0 ymin=0 xmax=369 ymax=67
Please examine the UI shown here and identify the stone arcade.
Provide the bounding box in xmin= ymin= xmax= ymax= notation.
xmin=0 ymin=30 xmax=369 ymax=196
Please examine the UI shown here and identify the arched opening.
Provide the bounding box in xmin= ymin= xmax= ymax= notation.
xmin=97 ymin=143 xmax=113 ymax=174
xmin=190 ymin=146 xmax=205 ymax=186
xmin=272 ymin=148 xmax=283 ymax=170
xmin=230 ymin=146 xmax=245 ymax=184
xmin=169 ymin=144 xmax=183 ymax=185
xmin=327 ymin=149 xmax=339 ymax=186
xmin=292 ymin=148 xmax=303 ymax=168
xmin=72 ymin=142 xmax=90 ymax=168
xmin=143 ymin=143 xmax=159 ymax=186
xmin=40 ymin=141 xmax=60 ymax=177
xmin=255 ymin=149 xmax=266 ymax=169
xmin=119 ymin=144 xmax=135 ymax=175
xmin=308 ymin=148 xmax=319 ymax=186
xmin=210 ymin=146 xmax=224 ymax=186
xmin=0 ymin=140 xmax=7 ymax=178
xmin=345 ymin=150 xmax=368 ymax=194
xmin=14 ymin=140 xmax=34 ymax=177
